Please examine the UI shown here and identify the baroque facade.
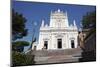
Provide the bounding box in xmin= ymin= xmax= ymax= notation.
xmin=32 ymin=9 xmax=78 ymax=50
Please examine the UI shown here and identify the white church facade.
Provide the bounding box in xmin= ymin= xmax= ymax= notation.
xmin=32 ymin=9 xmax=79 ymax=50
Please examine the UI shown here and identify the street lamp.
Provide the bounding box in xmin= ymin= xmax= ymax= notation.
xmin=29 ymin=21 xmax=37 ymax=51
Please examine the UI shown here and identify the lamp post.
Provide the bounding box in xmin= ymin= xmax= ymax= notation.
xmin=29 ymin=21 xmax=37 ymax=51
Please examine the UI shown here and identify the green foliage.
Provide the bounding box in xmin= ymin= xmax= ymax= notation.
xmin=82 ymin=11 xmax=96 ymax=40
xmin=12 ymin=41 xmax=30 ymax=52
xmin=82 ymin=11 xmax=96 ymax=29
xmin=13 ymin=41 xmax=30 ymax=47
xmin=12 ymin=41 xmax=35 ymax=66
xmin=12 ymin=10 xmax=36 ymax=66
xmin=12 ymin=9 xmax=28 ymax=41
xmin=12 ymin=51 xmax=35 ymax=66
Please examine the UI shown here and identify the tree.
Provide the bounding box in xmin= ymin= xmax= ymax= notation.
xmin=12 ymin=41 xmax=30 ymax=52
xmin=80 ymin=11 xmax=96 ymax=62
xmin=12 ymin=51 xmax=35 ymax=66
xmin=82 ymin=11 xmax=96 ymax=29
xmin=12 ymin=10 xmax=36 ymax=66
xmin=12 ymin=9 xmax=28 ymax=41
xmin=12 ymin=41 xmax=35 ymax=66
xmin=81 ymin=11 xmax=96 ymax=40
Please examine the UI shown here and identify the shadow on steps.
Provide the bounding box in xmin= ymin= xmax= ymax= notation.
xmin=79 ymin=50 xmax=96 ymax=62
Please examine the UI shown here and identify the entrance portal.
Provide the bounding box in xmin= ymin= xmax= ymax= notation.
xmin=57 ymin=39 xmax=62 ymax=49
xmin=71 ymin=40 xmax=75 ymax=48
xmin=44 ymin=41 xmax=48 ymax=49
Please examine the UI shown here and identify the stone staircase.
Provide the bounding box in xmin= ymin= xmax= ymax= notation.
xmin=30 ymin=48 xmax=83 ymax=64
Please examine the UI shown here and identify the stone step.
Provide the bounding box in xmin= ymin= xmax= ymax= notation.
xmin=31 ymin=48 xmax=82 ymax=57
xmin=30 ymin=48 xmax=82 ymax=64
xmin=34 ymin=55 xmax=81 ymax=64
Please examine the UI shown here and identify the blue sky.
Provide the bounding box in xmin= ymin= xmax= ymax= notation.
xmin=12 ymin=1 xmax=96 ymax=51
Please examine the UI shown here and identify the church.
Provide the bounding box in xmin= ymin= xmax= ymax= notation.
xmin=32 ymin=9 xmax=78 ymax=50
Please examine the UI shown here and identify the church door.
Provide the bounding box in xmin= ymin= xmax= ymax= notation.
xmin=57 ymin=39 xmax=62 ymax=49
xmin=44 ymin=41 xmax=48 ymax=49
xmin=71 ymin=40 xmax=75 ymax=48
